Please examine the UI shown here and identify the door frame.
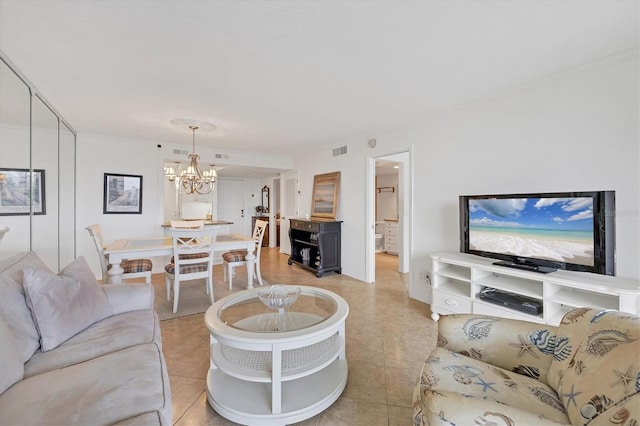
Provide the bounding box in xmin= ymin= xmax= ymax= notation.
xmin=365 ymin=149 xmax=412 ymax=284
xmin=279 ymin=170 xmax=299 ymax=255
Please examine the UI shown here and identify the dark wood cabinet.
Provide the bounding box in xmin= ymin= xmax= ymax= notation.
xmin=288 ymin=219 xmax=342 ymax=277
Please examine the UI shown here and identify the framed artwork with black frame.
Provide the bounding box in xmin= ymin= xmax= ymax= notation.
xmin=103 ymin=173 xmax=143 ymax=214
xmin=0 ymin=168 xmax=46 ymax=216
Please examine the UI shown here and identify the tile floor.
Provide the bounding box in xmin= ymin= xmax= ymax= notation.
xmin=159 ymin=248 xmax=437 ymax=425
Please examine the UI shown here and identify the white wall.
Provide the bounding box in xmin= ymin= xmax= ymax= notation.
xmin=293 ymin=49 xmax=640 ymax=301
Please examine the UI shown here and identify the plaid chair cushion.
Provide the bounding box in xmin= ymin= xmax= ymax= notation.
xmin=169 ymin=253 xmax=209 ymax=263
xmin=222 ymin=250 xmax=248 ymax=263
xmin=107 ymin=258 xmax=152 ymax=273
xmin=164 ymin=262 xmax=209 ymax=275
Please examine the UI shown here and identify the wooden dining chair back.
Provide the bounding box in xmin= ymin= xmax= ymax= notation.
xmin=165 ymin=227 xmax=217 ymax=313
xmin=222 ymin=219 xmax=267 ymax=290
xmin=85 ymin=224 xmax=152 ymax=283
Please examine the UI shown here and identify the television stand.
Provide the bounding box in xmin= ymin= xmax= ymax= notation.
xmin=430 ymin=252 xmax=640 ymax=325
xmin=493 ymin=260 xmax=557 ymax=274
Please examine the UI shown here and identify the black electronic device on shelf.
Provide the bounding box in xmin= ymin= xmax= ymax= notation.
xmin=479 ymin=287 xmax=543 ymax=316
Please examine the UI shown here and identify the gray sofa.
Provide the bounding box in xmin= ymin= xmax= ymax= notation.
xmin=0 ymin=251 xmax=172 ymax=425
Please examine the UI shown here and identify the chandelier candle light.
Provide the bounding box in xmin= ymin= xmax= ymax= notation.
xmin=165 ymin=124 xmax=217 ymax=195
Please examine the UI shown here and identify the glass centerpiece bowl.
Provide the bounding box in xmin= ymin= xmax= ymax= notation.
xmin=258 ymin=285 xmax=301 ymax=310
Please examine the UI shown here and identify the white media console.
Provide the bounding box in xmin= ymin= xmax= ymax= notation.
xmin=430 ymin=252 xmax=640 ymax=326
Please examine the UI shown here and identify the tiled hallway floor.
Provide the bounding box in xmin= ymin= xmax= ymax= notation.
xmin=159 ymin=249 xmax=437 ymax=425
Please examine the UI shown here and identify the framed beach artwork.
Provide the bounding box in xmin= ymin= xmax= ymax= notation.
xmin=0 ymin=168 xmax=46 ymax=215
xmin=311 ymin=171 xmax=340 ymax=220
xmin=103 ymin=173 xmax=143 ymax=214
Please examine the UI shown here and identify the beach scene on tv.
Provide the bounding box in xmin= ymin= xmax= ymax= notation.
xmin=468 ymin=197 xmax=594 ymax=266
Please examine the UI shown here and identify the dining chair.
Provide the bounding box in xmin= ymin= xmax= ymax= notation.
xmin=85 ymin=224 xmax=152 ymax=283
xmin=222 ymin=219 xmax=267 ymax=290
xmin=165 ymin=219 xmax=205 ymax=301
xmin=165 ymin=227 xmax=217 ymax=313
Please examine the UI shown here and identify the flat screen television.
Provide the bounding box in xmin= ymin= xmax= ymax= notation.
xmin=459 ymin=191 xmax=615 ymax=275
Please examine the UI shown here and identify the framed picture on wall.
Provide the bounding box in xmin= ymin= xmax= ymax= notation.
xmin=311 ymin=171 xmax=340 ymax=220
xmin=0 ymin=168 xmax=46 ymax=216
xmin=103 ymin=173 xmax=143 ymax=214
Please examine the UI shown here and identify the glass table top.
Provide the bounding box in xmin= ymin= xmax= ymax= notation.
xmin=218 ymin=286 xmax=339 ymax=333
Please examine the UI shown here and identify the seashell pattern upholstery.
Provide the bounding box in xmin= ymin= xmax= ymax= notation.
xmin=413 ymin=308 xmax=640 ymax=426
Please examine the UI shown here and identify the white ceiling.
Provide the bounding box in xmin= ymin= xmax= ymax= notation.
xmin=0 ymin=0 xmax=638 ymax=157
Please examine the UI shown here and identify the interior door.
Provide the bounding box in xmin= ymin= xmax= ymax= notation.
xmin=217 ymin=178 xmax=245 ymax=234
xmin=279 ymin=171 xmax=298 ymax=255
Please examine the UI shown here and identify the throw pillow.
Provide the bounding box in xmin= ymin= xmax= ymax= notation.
xmin=0 ymin=314 xmax=23 ymax=394
xmin=23 ymin=256 xmax=114 ymax=351
xmin=0 ymin=251 xmax=51 ymax=362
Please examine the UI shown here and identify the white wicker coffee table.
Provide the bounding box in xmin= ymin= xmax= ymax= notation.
xmin=204 ymin=285 xmax=349 ymax=425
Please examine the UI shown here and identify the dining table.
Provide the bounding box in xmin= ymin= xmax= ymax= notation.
xmin=104 ymin=233 xmax=257 ymax=286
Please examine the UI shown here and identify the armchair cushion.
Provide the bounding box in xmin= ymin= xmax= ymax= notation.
xmin=416 ymin=346 xmax=570 ymax=424
xmin=553 ymin=309 xmax=640 ymax=426
xmin=23 ymin=256 xmax=113 ymax=351
xmin=414 ymin=308 xmax=640 ymax=426
xmin=436 ymin=314 xmax=558 ymax=385
xmin=416 ymin=388 xmax=571 ymax=426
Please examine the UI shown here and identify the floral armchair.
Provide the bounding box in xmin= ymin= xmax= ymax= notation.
xmin=413 ymin=307 xmax=640 ymax=425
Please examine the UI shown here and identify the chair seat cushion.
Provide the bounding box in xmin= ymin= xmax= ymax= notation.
xmin=164 ymin=262 xmax=209 ymax=275
xmin=169 ymin=253 xmax=209 ymax=263
xmin=222 ymin=250 xmax=248 ymax=263
xmin=107 ymin=258 xmax=152 ymax=273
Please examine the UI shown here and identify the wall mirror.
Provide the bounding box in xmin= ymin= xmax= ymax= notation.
xmin=311 ymin=171 xmax=340 ymax=220
xmin=0 ymin=57 xmax=31 ymax=257
xmin=261 ymin=185 xmax=270 ymax=213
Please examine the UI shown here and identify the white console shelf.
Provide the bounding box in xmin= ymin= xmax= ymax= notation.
xmin=431 ymin=252 xmax=640 ymax=326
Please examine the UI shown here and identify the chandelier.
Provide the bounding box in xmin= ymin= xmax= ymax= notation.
xmin=165 ymin=125 xmax=217 ymax=195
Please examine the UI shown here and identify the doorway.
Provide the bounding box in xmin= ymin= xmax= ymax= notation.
xmin=279 ymin=170 xmax=299 ymax=256
xmin=366 ymin=150 xmax=411 ymax=285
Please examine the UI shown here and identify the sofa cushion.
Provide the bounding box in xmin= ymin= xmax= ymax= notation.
xmin=0 ymin=314 xmax=23 ymax=394
xmin=23 ymin=256 xmax=113 ymax=351
xmin=554 ymin=310 xmax=640 ymax=426
xmin=0 ymin=251 xmax=51 ymax=361
xmin=0 ymin=343 xmax=172 ymax=426
xmin=415 ymin=346 xmax=571 ymax=424
xmin=24 ymin=309 xmax=160 ymax=377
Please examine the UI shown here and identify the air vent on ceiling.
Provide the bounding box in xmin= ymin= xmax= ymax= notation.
xmin=333 ymin=145 xmax=348 ymax=157
xmin=215 ymin=153 xmax=229 ymax=160
xmin=173 ymin=149 xmax=189 ymax=155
